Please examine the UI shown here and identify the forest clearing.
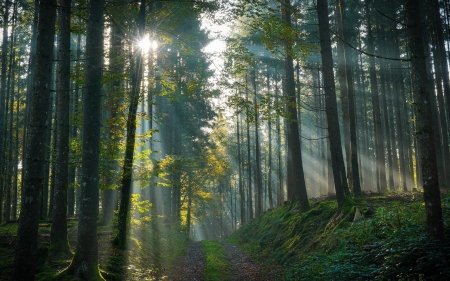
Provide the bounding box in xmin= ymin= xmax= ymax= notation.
xmin=1 ymin=0 xmax=450 ymax=280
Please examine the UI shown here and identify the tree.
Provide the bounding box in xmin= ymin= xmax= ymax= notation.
xmin=335 ymin=0 xmax=361 ymax=195
xmin=364 ymin=0 xmax=387 ymax=193
xmin=114 ymin=0 xmax=146 ymax=250
xmin=282 ymin=0 xmax=309 ymax=211
xmin=404 ymin=0 xmax=445 ymax=241
xmin=317 ymin=0 xmax=349 ymax=208
xmin=50 ymin=0 xmax=72 ymax=255
xmin=13 ymin=0 xmax=57 ymax=279
xmin=62 ymin=0 xmax=106 ymax=278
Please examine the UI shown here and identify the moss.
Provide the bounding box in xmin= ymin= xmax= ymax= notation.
xmin=49 ymin=238 xmax=73 ymax=256
xmin=201 ymin=240 xmax=230 ymax=281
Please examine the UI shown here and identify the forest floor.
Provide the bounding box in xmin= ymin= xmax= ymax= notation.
xmin=168 ymin=241 xmax=281 ymax=281
xmin=1 ymin=192 xmax=450 ymax=280
xmin=229 ymin=191 xmax=450 ymax=280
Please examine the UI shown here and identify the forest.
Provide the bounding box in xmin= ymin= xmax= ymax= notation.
xmin=0 ymin=0 xmax=450 ymax=280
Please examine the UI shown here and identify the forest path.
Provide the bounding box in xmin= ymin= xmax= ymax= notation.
xmin=169 ymin=241 xmax=206 ymax=281
xmin=221 ymin=242 xmax=273 ymax=281
xmin=168 ymin=241 xmax=274 ymax=281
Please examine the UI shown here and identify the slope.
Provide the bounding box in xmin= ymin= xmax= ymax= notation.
xmin=227 ymin=193 xmax=450 ymax=280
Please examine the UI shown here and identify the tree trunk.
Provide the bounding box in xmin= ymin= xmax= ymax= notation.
xmin=13 ymin=0 xmax=56 ymax=279
xmin=246 ymin=79 xmax=253 ymax=220
xmin=336 ymin=0 xmax=361 ymax=195
xmin=114 ymin=0 xmax=146 ymax=250
xmin=253 ymin=69 xmax=263 ymax=216
xmin=63 ymin=0 xmax=105 ymax=278
xmin=50 ymin=0 xmax=72 ymax=255
xmin=365 ymin=0 xmax=387 ymax=193
xmin=0 ymin=0 xmax=11 ymax=222
xmin=317 ymin=0 xmax=349 ymax=208
xmin=237 ymin=113 xmax=245 ymax=225
xmin=282 ymin=0 xmax=309 ymax=211
xmin=275 ymin=79 xmax=284 ymax=206
xmin=67 ymin=33 xmax=82 ymax=217
xmin=405 ymin=0 xmax=445 ymax=241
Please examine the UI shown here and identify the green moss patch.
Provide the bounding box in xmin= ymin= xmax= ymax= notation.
xmin=201 ymin=240 xmax=230 ymax=281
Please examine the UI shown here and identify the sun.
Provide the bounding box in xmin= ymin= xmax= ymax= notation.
xmin=138 ymin=36 xmax=152 ymax=51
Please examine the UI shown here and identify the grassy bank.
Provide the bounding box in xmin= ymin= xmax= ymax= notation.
xmin=228 ymin=193 xmax=450 ymax=280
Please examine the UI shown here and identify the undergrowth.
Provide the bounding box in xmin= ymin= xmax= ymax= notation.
xmin=228 ymin=193 xmax=450 ymax=281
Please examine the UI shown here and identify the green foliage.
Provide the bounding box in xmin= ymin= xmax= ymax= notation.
xmin=201 ymin=240 xmax=230 ymax=281
xmin=229 ymin=196 xmax=450 ymax=281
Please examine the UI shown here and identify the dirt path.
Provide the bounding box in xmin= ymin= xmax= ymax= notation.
xmin=169 ymin=241 xmax=205 ymax=281
xmin=221 ymin=242 xmax=272 ymax=281
xmin=169 ymin=241 xmax=274 ymax=281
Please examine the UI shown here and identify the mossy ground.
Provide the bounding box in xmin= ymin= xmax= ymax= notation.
xmin=201 ymin=240 xmax=230 ymax=281
xmin=0 ymin=216 xmax=188 ymax=281
xmin=227 ymin=192 xmax=450 ymax=280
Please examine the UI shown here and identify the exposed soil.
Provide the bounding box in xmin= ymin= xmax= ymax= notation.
xmin=168 ymin=241 xmax=205 ymax=281
xmin=221 ymin=242 xmax=275 ymax=281
xmin=168 ymin=241 xmax=278 ymax=281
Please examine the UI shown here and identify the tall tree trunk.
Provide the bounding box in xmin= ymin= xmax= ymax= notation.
xmin=253 ymin=69 xmax=263 ymax=216
xmin=268 ymin=111 xmax=273 ymax=209
xmin=63 ymin=0 xmax=105 ymax=278
xmin=405 ymin=0 xmax=445 ymax=241
xmin=102 ymin=13 xmax=124 ymax=226
xmin=0 ymin=0 xmax=11 ymax=223
xmin=431 ymin=0 xmax=450 ymax=125
xmin=237 ymin=113 xmax=245 ymax=225
xmin=50 ymin=0 xmax=72 ymax=255
xmin=336 ymin=0 xmax=361 ymax=195
xmin=13 ymin=0 xmax=57 ymax=279
xmin=275 ymin=79 xmax=284 ymax=206
xmin=317 ymin=0 xmax=349 ymax=209
xmin=114 ymin=0 xmax=146 ymax=250
xmin=365 ymin=0 xmax=387 ymax=193
xmin=67 ymin=33 xmax=82 ymax=217
xmin=246 ymin=79 xmax=253 ymax=220
xmin=282 ymin=0 xmax=309 ymax=211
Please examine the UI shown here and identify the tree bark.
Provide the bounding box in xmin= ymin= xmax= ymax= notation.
xmin=253 ymin=69 xmax=263 ymax=216
xmin=13 ymin=0 xmax=57 ymax=279
xmin=336 ymin=0 xmax=361 ymax=195
xmin=62 ymin=0 xmax=105 ymax=279
xmin=317 ymin=0 xmax=349 ymax=208
xmin=0 ymin=0 xmax=11 ymax=223
xmin=365 ymin=0 xmax=387 ymax=193
xmin=282 ymin=0 xmax=309 ymax=211
xmin=50 ymin=0 xmax=72 ymax=255
xmin=114 ymin=0 xmax=146 ymax=250
xmin=405 ymin=0 xmax=445 ymax=241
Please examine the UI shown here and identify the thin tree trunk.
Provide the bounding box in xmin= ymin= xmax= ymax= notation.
xmin=246 ymin=78 xmax=253 ymax=220
xmin=0 ymin=0 xmax=11 ymax=222
xmin=114 ymin=0 xmax=146 ymax=250
xmin=253 ymin=69 xmax=263 ymax=216
xmin=237 ymin=113 xmax=245 ymax=225
xmin=365 ymin=0 xmax=387 ymax=193
xmin=67 ymin=33 xmax=82 ymax=217
xmin=336 ymin=0 xmax=361 ymax=195
xmin=50 ymin=0 xmax=72 ymax=255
